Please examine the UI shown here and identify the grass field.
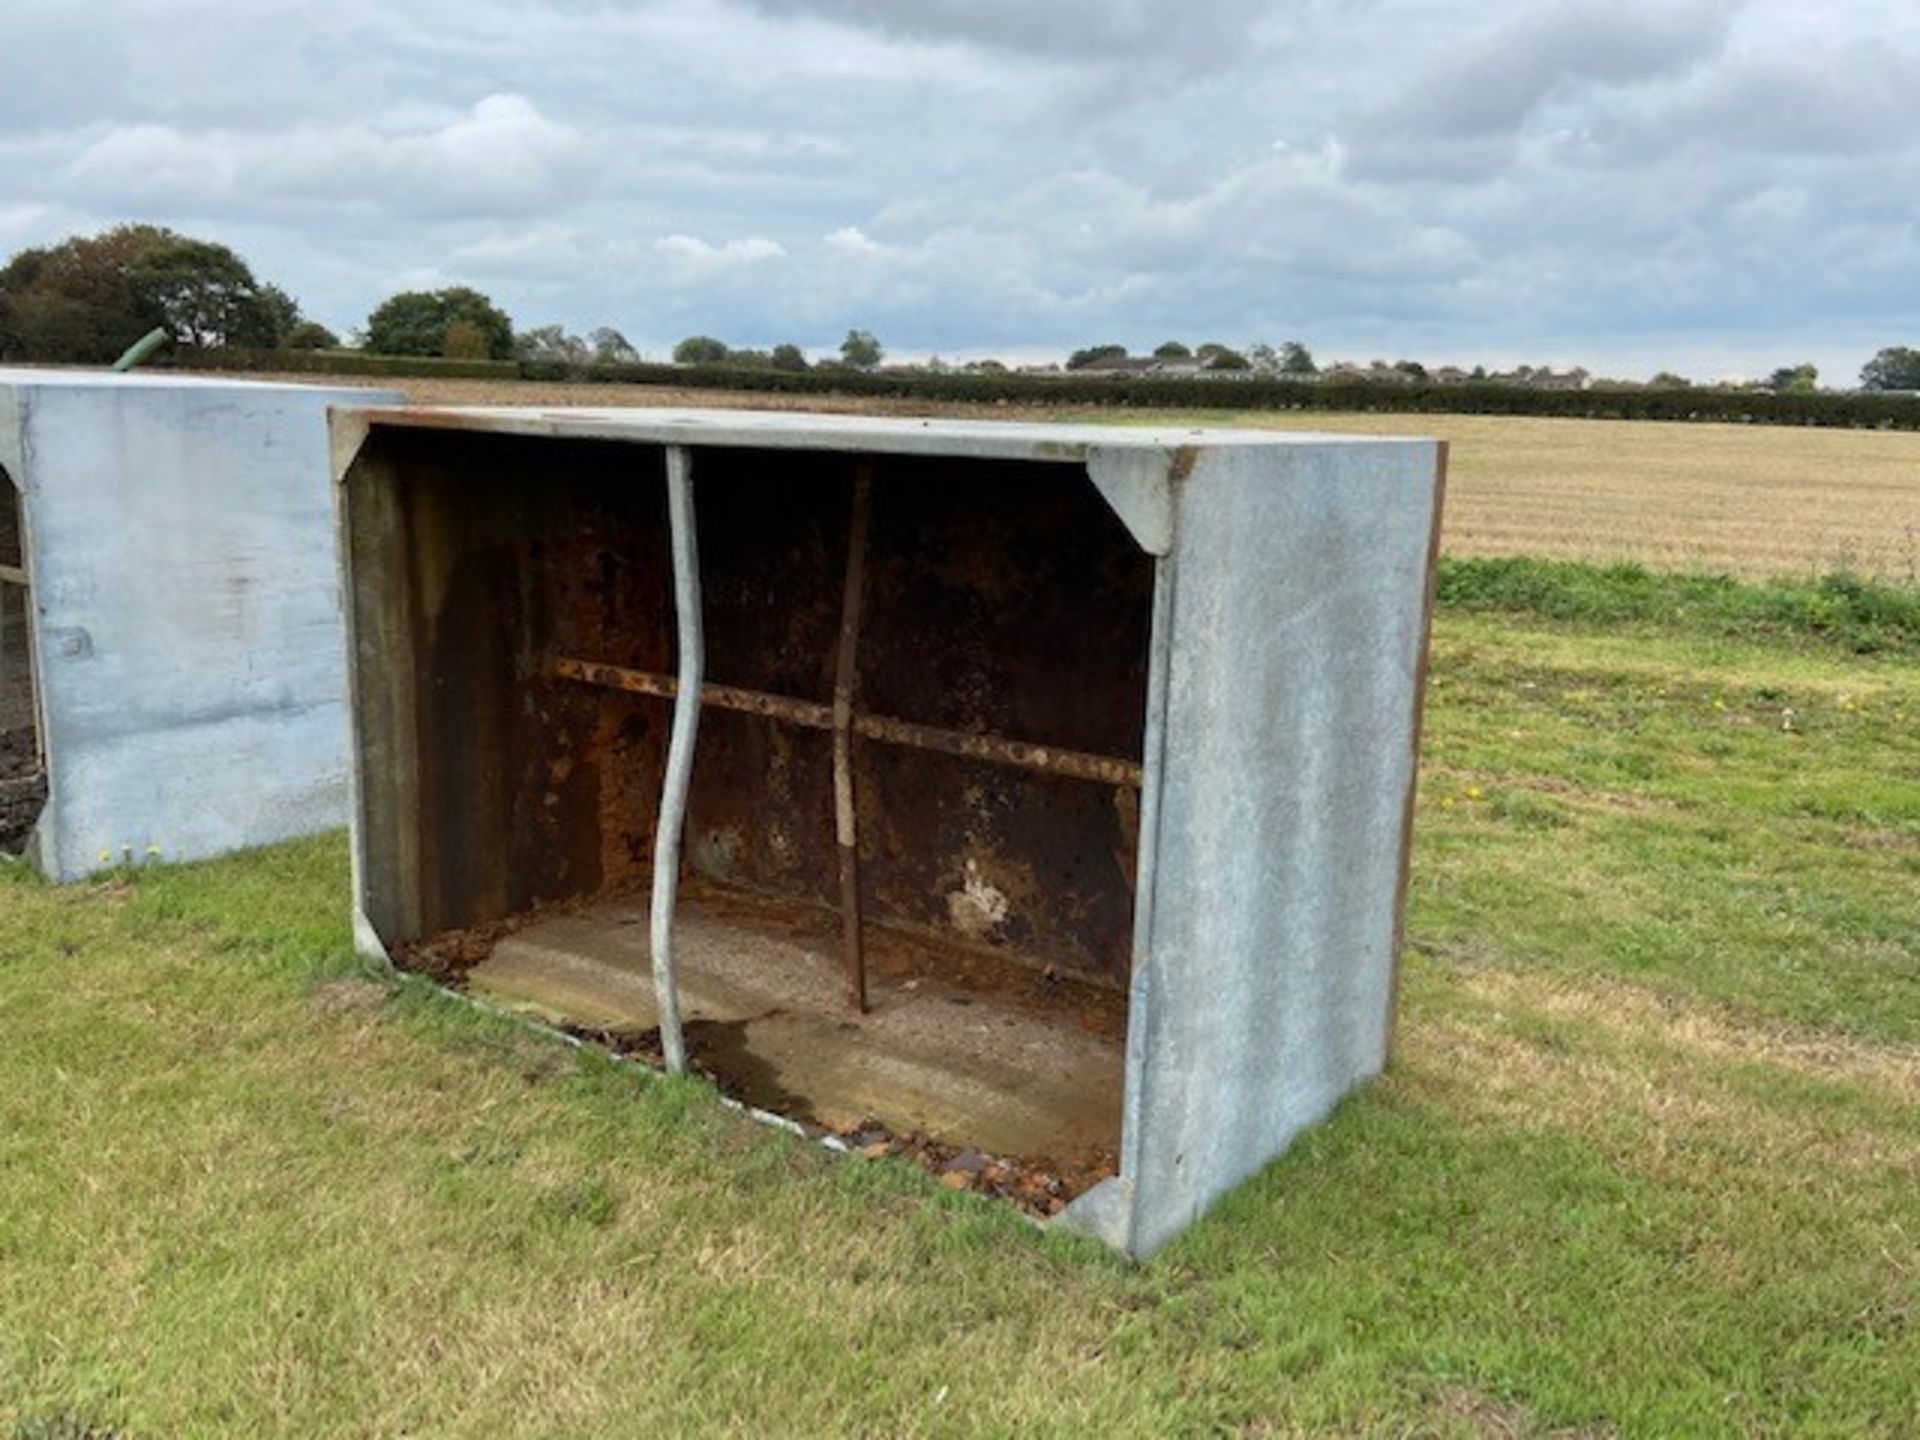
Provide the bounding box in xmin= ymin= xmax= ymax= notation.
xmin=4 ymin=579 xmax=1915 ymax=1437
xmin=278 ymin=371 xmax=1920 ymax=583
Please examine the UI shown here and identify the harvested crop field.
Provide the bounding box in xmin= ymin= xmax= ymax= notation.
xmin=263 ymin=371 xmax=1920 ymax=583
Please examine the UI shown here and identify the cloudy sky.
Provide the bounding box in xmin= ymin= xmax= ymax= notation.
xmin=4 ymin=0 xmax=1915 ymax=379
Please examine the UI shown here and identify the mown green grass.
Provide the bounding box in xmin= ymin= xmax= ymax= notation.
xmin=2 ymin=579 xmax=1916 ymax=1437
xmin=1437 ymin=557 xmax=1920 ymax=658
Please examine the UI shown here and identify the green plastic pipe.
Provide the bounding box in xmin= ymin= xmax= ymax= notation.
xmin=110 ymin=327 xmax=169 ymax=372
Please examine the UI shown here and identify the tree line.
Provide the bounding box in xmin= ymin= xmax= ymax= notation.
xmin=5 ymin=223 xmax=1920 ymax=393
xmin=0 ymin=222 xmax=884 ymax=373
xmin=666 ymin=329 xmax=882 ymax=372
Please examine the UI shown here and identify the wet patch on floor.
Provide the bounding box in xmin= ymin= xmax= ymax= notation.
xmin=394 ymin=880 xmax=1127 ymax=1214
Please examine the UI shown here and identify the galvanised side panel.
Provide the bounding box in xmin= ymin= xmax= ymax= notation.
xmin=5 ymin=375 xmax=400 ymax=881
xmin=1121 ymin=440 xmax=1444 ymax=1258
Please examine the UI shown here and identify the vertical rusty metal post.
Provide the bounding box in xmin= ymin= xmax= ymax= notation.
xmin=649 ymin=445 xmax=701 ymax=1073
xmin=832 ymin=465 xmax=873 ymax=1013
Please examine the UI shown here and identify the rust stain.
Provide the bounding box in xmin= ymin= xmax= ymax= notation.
xmin=1167 ymin=443 xmax=1200 ymax=486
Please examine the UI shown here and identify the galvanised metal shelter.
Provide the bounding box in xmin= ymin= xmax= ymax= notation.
xmin=333 ymin=405 xmax=1445 ymax=1259
xmin=0 ymin=371 xmax=401 ymax=879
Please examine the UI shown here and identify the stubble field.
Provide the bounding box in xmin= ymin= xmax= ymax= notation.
xmin=291 ymin=371 xmax=1920 ymax=583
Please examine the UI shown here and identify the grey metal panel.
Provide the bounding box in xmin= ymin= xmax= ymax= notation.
xmin=1120 ymin=441 xmax=1443 ymax=1257
xmin=344 ymin=404 xmax=1411 ymax=460
xmin=1 ymin=372 xmax=402 ymax=881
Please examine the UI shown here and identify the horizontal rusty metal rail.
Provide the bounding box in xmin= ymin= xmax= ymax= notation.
xmin=552 ymin=656 xmax=1143 ymax=788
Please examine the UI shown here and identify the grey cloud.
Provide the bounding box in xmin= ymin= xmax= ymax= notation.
xmin=0 ymin=0 xmax=1913 ymax=379
xmin=1584 ymin=40 xmax=1920 ymax=163
xmin=1342 ymin=0 xmax=1738 ymax=181
xmin=733 ymin=0 xmax=1276 ymax=68
xmin=1365 ymin=0 xmax=1737 ymax=140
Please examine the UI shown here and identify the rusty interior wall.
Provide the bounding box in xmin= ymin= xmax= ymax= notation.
xmin=683 ymin=448 xmax=1154 ymax=983
xmin=1 ymin=464 xmax=45 ymax=853
xmin=365 ymin=432 xmax=1154 ymax=986
xmin=353 ymin=427 xmax=674 ymax=937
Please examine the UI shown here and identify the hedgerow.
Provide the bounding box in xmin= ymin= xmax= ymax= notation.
xmin=175 ymin=349 xmax=1920 ymax=430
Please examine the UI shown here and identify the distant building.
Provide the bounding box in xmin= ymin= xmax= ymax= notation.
xmin=1074 ymin=354 xmax=1161 ymax=375
xmin=1531 ymin=367 xmax=1592 ymax=392
xmin=1069 ymin=354 xmax=1252 ymax=380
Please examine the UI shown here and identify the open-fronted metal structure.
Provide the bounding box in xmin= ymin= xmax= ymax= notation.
xmin=334 ymin=405 xmax=1445 ymax=1258
xmin=0 ymin=371 xmax=401 ymax=878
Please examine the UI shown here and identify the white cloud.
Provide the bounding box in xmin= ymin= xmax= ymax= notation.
xmin=824 ymin=225 xmax=885 ymax=255
xmin=61 ymin=94 xmax=589 ymax=220
xmin=654 ymin=233 xmax=788 ymax=272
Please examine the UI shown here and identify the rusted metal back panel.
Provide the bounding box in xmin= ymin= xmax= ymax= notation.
xmin=0 ymin=468 xmax=31 ymax=737
xmin=681 ymin=450 xmax=844 ymax=915
xmin=348 ymin=432 xmax=1152 ymax=984
xmin=345 ymin=428 xmax=674 ymax=938
xmin=853 ymin=456 xmax=1150 ymax=980
xmin=681 ymin=449 xmax=1152 ymax=983
xmin=0 ymin=467 xmax=20 ymax=570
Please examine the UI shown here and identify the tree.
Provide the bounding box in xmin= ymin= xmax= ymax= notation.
xmin=286 ymin=320 xmax=339 ymax=350
xmin=1769 ymin=363 xmax=1819 ymax=394
xmin=1066 ymin=343 xmax=1128 ymax=370
xmin=258 ymin=283 xmax=301 ymax=348
xmin=1152 ymin=340 xmax=1191 ymax=360
xmin=516 ymin=324 xmax=591 ymax=365
xmin=840 ymin=329 xmax=883 ymax=368
xmin=0 ymin=228 xmax=161 ymax=363
xmin=673 ymin=335 xmax=730 ymax=365
xmin=1860 ymin=346 xmax=1920 ymax=392
xmin=1197 ymin=342 xmax=1250 ymax=371
xmin=0 ymin=223 xmax=315 ymax=362
xmin=770 ymin=342 xmax=809 ymax=372
xmin=590 ymin=327 xmax=638 ymax=364
xmin=441 ymin=319 xmax=489 ymax=360
xmin=364 ymin=286 xmax=514 ymax=360
xmin=130 ymin=236 xmax=291 ymax=348
xmin=1279 ymin=340 xmax=1318 ymax=376
xmin=1649 ymin=370 xmax=1691 ymax=389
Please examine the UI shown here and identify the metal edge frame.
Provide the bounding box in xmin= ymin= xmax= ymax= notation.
xmin=332 ymin=412 xmax=392 ymax=963
xmin=0 ymin=389 xmax=58 ymax=876
xmin=1053 ymin=462 xmax=1181 ymax=1258
xmin=329 ymin=402 xmax=418 ymax=962
xmin=1385 ymin=440 xmax=1449 ymax=1061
